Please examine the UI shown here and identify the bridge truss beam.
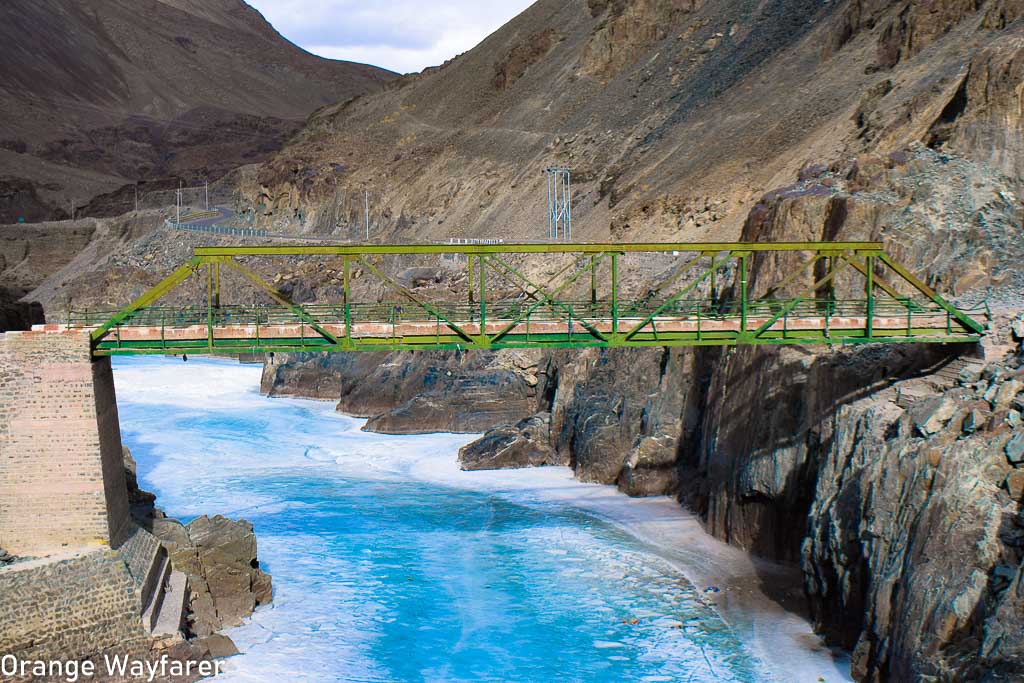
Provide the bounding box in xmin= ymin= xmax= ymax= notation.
xmin=75 ymin=242 xmax=986 ymax=356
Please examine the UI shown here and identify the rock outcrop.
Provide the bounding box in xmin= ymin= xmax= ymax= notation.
xmin=264 ymin=349 xmax=544 ymax=434
xmin=801 ymin=345 xmax=1024 ymax=680
xmin=0 ymin=286 xmax=42 ymax=332
xmin=459 ymin=412 xmax=559 ymax=470
xmin=459 ymin=347 xmax=699 ymax=496
xmin=124 ymin=448 xmax=272 ymax=643
xmin=151 ymin=515 xmax=273 ymax=638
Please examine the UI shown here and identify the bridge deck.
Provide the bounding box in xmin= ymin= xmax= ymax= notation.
xmin=68 ymin=308 xmax=972 ymax=355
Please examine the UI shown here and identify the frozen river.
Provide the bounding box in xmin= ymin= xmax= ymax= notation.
xmin=114 ymin=357 xmax=849 ymax=683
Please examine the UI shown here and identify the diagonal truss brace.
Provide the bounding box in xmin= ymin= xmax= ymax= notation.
xmin=91 ymin=257 xmax=203 ymax=342
xmin=489 ymin=253 xmax=608 ymax=344
xmin=91 ymin=255 xmax=347 ymax=348
xmin=486 ymin=254 xmax=608 ymax=343
xmin=623 ymin=252 xmax=734 ymax=341
xmin=747 ymin=257 xmax=854 ymax=339
xmin=219 ymin=257 xmax=342 ymax=347
xmin=355 ymin=256 xmax=476 ymax=345
xmin=878 ymin=254 xmax=984 ymax=334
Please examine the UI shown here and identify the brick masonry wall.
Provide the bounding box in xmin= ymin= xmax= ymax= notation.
xmin=0 ymin=329 xmax=130 ymax=556
xmin=118 ymin=526 xmax=162 ymax=589
xmin=0 ymin=548 xmax=150 ymax=665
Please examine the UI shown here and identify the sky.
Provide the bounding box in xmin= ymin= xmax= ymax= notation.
xmin=246 ymin=0 xmax=536 ymax=74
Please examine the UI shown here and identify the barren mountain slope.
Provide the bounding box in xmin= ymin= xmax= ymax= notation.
xmin=0 ymin=0 xmax=396 ymax=222
xmin=245 ymin=2 xmax=1024 ymax=680
xmin=250 ymin=0 xmax=1022 ymax=248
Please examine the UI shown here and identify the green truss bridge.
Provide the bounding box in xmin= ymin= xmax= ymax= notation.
xmin=67 ymin=242 xmax=986 ymax=357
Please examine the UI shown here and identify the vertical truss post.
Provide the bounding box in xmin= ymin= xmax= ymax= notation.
xmin=590 ymin=255 xmax=598 ymax=306
xmin=343 ymin=256 xmax=352 ymax=342
xmin=611 ymin=252 xmax=619 ymax=336
xmin=206 ymin=261 xmax=214 ymax=350
xmin=468 ymin=256 xmax=475 ymax=314
xmin=213 ymin=260 xmax=221 ymax=309
xmin=479 ymin=255 xmax=487 ymax=337
xmin=739 ymin=253 xmax=749 ymax=334
xmin=710 ymin=263 xmax=717 ymax=307
xmin=865 ymin=254 xmax=875 ymax=339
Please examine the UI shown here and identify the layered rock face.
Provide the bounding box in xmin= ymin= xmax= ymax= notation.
xmin=125 ymin=448 xmax=272 ymax=645
xmin=263 ymin=349 xmax=544 ymax=434
xmin=460 ymin=348 xmax=700 ymax=497
xmin=802 ymin=342 xmax=1024 ymax=680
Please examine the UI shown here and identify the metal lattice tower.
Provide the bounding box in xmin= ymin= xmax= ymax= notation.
xmin=545 ymin=168 xmax=572 ymax=241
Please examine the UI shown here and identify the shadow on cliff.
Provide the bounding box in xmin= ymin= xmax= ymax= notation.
xmin=676 ymin=338 xmax=982 ymax=626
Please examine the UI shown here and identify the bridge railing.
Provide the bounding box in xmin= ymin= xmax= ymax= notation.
xmin=70 ymin=297 xmax=952 ymax=329
xmin=166 ymin=219 xmax=270 ymax=238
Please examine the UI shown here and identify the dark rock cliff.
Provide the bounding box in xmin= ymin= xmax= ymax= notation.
xmin=801 ymin=345 xmax=1024 ymax=680
xmin=262 ymin=349 xmax=543 ymax=434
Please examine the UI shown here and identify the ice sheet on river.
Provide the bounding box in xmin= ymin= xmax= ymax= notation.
xmin=114 ymin=358 xmax=849 ymax=683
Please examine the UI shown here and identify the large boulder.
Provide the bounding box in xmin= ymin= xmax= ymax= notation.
xmin=179 ymin=515 xmax=273 ymax=635
xmin=263 ymin=349 xmax=542 ymax=434
xmin=459 ymin=413 xmax=560 ymax=470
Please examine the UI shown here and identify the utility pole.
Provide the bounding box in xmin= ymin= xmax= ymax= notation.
xmin=175 ymin=187 xmax=181 ymax=224
xmin=70 ymin=200 xmax=75 ymax=221
xmin=134 ymin=185 xmax=139 ymax=213
xmin=205 ymin=180 xmax=209 ymax=210
xmin=364 ymin=190 xmax=369 ymax=242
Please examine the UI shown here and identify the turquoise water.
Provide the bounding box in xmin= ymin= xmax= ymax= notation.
xmin=114 ymin=358 xmax=765 ymax=682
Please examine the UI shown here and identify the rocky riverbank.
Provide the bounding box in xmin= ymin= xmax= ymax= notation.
xmin=123 ymin=447 xmax=272 ymax=655
xmin=262 ymin=349 xmax=544 ymax=434
xmin=0 ymin=446 xmax=272 ymax=683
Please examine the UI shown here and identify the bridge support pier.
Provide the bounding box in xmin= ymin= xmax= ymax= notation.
xmin=0 ymin=329 xmax=131 ymax=557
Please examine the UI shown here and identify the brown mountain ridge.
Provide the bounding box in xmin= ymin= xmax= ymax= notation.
xmin=248 ymin=0 xmax=1022 ymax=271
xmin=0 ymin=0 xmax=397 ymax=223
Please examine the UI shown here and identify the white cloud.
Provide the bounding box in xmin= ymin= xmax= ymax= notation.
xmin=246 ymin=0 xmax=536 ymax=74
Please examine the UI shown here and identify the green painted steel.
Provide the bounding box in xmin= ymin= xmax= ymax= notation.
xmin=191 ymin=241 xmax=887 ymax=258
xmin=75 ymin=242 xmax=986 ymax=356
